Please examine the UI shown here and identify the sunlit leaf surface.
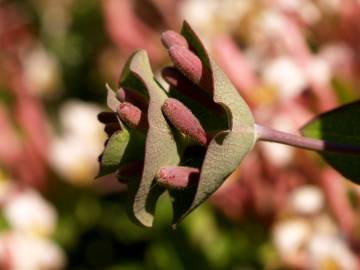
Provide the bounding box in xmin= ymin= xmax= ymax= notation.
xmin=301 ymin=101 xmax=360 ymax=183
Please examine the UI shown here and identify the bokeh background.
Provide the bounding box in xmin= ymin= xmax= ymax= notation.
xmin=0 ymin=0 xmax=360 ymax=269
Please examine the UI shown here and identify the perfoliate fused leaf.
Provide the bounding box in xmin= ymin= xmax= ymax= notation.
xmin=98 ymin=22 xmax=256 ymax=228
xmin=120 ymin=50 xmax=181 ymax=227
xmin=170 ymin=22 xmax=256 ymax=225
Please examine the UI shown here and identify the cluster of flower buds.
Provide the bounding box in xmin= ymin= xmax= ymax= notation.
xmin=96 ymin=22 xmax=255 ymax=227
xmin=98 ymin=27 xmax=226 ymax=191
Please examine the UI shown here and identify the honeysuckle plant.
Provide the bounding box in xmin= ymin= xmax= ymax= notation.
xmin=97 ymin=22 xmax=360 ymax=228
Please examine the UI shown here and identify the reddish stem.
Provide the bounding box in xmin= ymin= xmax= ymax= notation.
xmin=256 ymin=124 xmax=360 ymax=155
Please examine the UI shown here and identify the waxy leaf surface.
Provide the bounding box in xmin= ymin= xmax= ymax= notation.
xmin=106 ymin=84 xmax=120 ymax=111
xmin=301 ymin=101 xmax=360 ymax=183
xmin=120 ymin=50 xmax=180 ymax=227
xmin=171 ymin=22 xmax=256 ymax=225
xmin=98 ymin=129 xmax=130 ymax=177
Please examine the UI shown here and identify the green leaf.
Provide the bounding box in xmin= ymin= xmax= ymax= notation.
xmin=171 ymin=22 xmax=256 ymax=225
xmin=99 ymin=84 xmax=146 ymax=177
xmin=120 ymin=50 xmax=181 ymax=227
xmin=97 ymin=129 xmax=130 ymax=177
xmin=106 ymin=84 xmax=120 ymax=112
xmin=301 ymin=101 xmax=360 ymax=183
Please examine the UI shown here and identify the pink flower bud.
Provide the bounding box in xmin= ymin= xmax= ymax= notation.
xmin=161 ymin=30 xmax=189 ymax=49
xmin=168 ymin=45 xmax=212 ymax=92
xmin=117 ymin=102 xmax=148 ymax=130
xmin=162 ymin=98 xmax=207 ymax=145
xmin=157 ymin=166 xmax=199 ymax=189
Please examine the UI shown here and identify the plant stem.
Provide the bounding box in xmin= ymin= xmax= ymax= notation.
xmin=255 ymin=124 xmax=360 ymax=155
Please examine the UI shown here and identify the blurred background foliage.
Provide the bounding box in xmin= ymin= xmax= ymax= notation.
xmin=0 ymin=0 xmax=359 ymax=269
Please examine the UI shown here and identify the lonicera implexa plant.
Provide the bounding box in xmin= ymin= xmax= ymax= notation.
xmin=97 ymin=21 xmax=360 ymax=228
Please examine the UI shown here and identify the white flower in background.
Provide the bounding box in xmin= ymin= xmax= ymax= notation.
xmin=273 ymin=182 xmax=357 ymax=269
xmin=255 ymin=10 xmax=285 ymax=38
xmin=50 ymin=100 xmax=106 ymax=185
xmin=275 ymin=0 xmax=302 ymax=12
xmin=305 ymin=57 xmax=331 ymax=87
xmin=23 ymin=46 xmax=60 ymax=97
xmin=273 ymin=216 xmax=357 ymax=269
xmin=319 ymin=43 xmax=354 ymax=78
xmin=263 ymin=57 xmax=307 ymax=100
xmin=3 ymin=189 xmax=57 ymax=237
xmin=0 ymin=232 xmax=65 ymax=270
xmin=59 ymin=101 xmax=104 ymax=144
xmin=0 ymin=186 xmax=65 ymax=269
xmin=213 ymin=0 xmax=252 ymax=27
xmin=275 ymin=0 xmax=320 ymax=24
xmin=261 ymin=142 xmax=294 ymax=167
xmin=181 ymin=0 xmax=216 ymax=29
xmin=180 ymin=0 xmax=252 ymax=43
xmin=51 ymin=136 xmax=101 ymax=185
xmin=273 ymin=218 xmax=311 ymax=263
xmin=180 ymin=0 xmax=217 ymax=43
xmin=289 ymin=185 xmax=324 ymax=216
xmin=261 ymin=115 xmax=295 ymax=166
xmin=308 ymin=234 xmax=357 ymax=270
xmin=298 ymin=2 xmax=321 ymax=24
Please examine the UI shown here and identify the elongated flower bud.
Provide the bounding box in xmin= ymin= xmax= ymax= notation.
xmin=168 ymin=45 xmax=212 ymax=92
xmin=117 ymin=87 xmax=148 ymax=111
xmin=97 ymin=111 xmax=118 ymax=124
xmin=117 ymin=102 xmax=148 ymax=130
xmin=156 ymin=166 xmax=199 ymax=189
xmin=162 ymin=67 xmax=223 ymax=114
xmin=161 ymin=30 xmax=188 ymax=49
xmin=162 ymin=98 xmax=207 ymax=145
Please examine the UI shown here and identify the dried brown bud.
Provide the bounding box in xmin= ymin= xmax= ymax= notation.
xmin=161 ymin=30 xmax=189 ymax=49
xmin=97 ymin=112 xmax=118 ymax=124
xmin=118 ymin=102 xmax=148 ymax=130
xmin=156 ymin=166 xmax=199 ymax=189
xmin=168 ymin=45 xmax=212 ymax=92
xmin=162 ymin=98 xmax=207 ymax=145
